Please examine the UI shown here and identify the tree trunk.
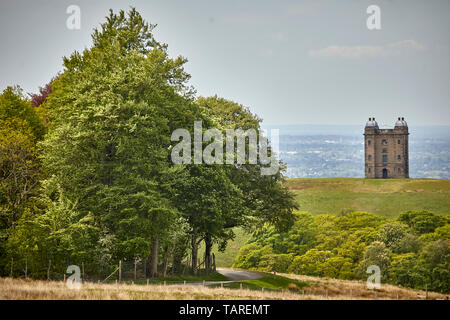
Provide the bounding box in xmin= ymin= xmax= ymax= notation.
xmin=149 ymin=236 xmax=158 ymax=278
xmin=162 ymin=245 xmax=171 ymax=277
xmin=204 ymin=234 xmax=212 ymax=274
xmin=191 ymin=234 xmax=198 ymax=275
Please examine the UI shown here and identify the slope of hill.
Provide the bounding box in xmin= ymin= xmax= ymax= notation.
xmin=213 ymin=178 xmax=449 ymax=267
xmin=1 ymin=276 xmax=447 ymax=300
xmin=286 ymin=178 xmax=450 ymax=218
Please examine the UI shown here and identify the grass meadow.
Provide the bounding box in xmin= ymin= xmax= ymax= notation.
xmin=1 ymin=275 xmax=447 ymax=300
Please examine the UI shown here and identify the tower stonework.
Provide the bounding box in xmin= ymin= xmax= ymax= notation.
xmin=364 ymin=117 xmax=409 ymax=179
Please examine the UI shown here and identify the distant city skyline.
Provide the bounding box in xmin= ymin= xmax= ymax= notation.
xmin=0 ymin=0 xmax=449 ymax=126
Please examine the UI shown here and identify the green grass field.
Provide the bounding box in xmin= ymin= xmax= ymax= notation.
xmin=213 ymin=178 xmax=450 ymax=267
xmin=286 ymin=178 xmax=450 ymax=218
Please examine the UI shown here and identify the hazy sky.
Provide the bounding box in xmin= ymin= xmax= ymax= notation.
xmin=1 ymin=0 xmax=449 ymax=126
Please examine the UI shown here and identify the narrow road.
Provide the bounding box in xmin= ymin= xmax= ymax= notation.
xmin=187 ymin=268 xmax=262 ymax=286
xmin=216 ymin=268 xmax=263 ymax=281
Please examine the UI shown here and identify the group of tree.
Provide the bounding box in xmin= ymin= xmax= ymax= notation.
xmin=0 ymin=8 xmax=296 ymax=280
xmin=233 ymin=210 xmax=450 ymax=293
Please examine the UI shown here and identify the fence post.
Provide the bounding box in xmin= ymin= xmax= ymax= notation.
xmin=240 ymin=283 xmax=243 ymax=290
xmin=220 ymin=282 xmax=223 ymax=288
xmin=326 ymin=288 xmax=328 ymax=299
xmin=119 ymin=260 xmax=122 ymax=282
xmin=396 ymin=293 xmax=399 ymax=300
xmin=350 ymin=289 xmax=352 ymax=299
xmin=202 ymin=280 xmax=205 ymax=287
xmin=262 ymin=287 xmax=264 ymax=293
xmin=147 ymin=279 xmax=149 ymax=285
xmin=64 ymin=274 xmax=66 ymax=283
xmin=184 ymin=280 xmax=186 ymax=286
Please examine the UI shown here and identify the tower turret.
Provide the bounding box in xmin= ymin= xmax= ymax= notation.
xmin=364 ymin=117 xmax=409 ymax=178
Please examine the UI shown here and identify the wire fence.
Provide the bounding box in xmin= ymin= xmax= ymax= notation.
xmin=6 ymin=257 xmax=164 ymax=282
xmin=4 ymin=255 xmax=213 ymax=284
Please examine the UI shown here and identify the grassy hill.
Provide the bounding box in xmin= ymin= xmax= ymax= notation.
xmin=286 ymin=178 xmax=449 ymax=218
xmin=2 ymin=275 xmax=447 ymax=300
xmin=213 ymin=178 xmax=450 ymax=267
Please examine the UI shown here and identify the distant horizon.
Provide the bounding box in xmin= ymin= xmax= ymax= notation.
xmin=262 ymin=122 xmax=450 ymax=128
xmin=262 ymin=123 xmax=450 ymax=138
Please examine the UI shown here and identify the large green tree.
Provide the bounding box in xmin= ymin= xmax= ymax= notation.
xmin=39 ymin=8 xmax=200 ymax=277
xmin=0 ymin=86 xmax=46 ymax=275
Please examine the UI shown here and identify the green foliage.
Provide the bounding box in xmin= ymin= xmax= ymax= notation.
xmin=232 ymin=243 xmax=273 ymax=270
xmin=0 ymin=87 xmax=46 ymax=275
xmin=36 ymin=8 xmax=201 ymax=272
xmin=398 ymin=210 xmax=446 ymax=235
xmin=233 ymin=210 xmax=450 ymax=293
xmin=0 ymin=119 xmax=40 ymax=229
xmin=356 ymin=241 xmax=391 ymax=279
xmin=257 ymin=253 xmax=294 ymax=272
xmin=376 ymin=222 xmax=411 ymax=253
xmin=388 ymin=253 xmax=426 ymax=289
xmin=196 ymin=96 xmax=297 ymax=233
xmin=0 ymin=86 xmax=46 ymax=140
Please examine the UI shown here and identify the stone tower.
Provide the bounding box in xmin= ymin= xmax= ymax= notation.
xmin=364 ymin=117 xmax=409 ymax=178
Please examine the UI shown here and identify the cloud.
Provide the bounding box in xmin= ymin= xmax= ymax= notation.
xmin=309 ymin=40 xmax=425 ymax=59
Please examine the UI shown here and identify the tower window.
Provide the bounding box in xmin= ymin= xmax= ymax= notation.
xmin=368 ymin=155 xmax=372 ymax=160
xmin=398 ymin=155 xmax=401 ymax=160
xmin=382 ymin=140 xmax=387 ymax=145
xmin=368 ymin=140 xmax=371 ymax=146
xmin=368 ymin=168 xmax=371 ymax=173
xmin=383 ymin=155 xmax=388 ymax=163
xmin=382 ymin=148 xmax=387 ymax=153
xmin=398 ymin=139 xmax=401 ymax=144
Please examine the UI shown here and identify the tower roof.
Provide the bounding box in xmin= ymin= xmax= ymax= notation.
xmin=395 ymin=117 xmax=408 ymax=127
xmin=365 ymin=117 xmax=379 ymax=128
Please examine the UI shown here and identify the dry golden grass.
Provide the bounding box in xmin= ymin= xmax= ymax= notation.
xmin=0 ymin=277 xmax=303 ymax=300
xmin=1 ymin=277 xmax=448 ymax=300
xmin=278 ymin=272 xmax=449 ymax=300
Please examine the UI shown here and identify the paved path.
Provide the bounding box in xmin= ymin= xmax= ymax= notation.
xmin=216 ymin=268 xmax=262 ymax=281
xmin=187 ymin=268 xmax=262 ymax=286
